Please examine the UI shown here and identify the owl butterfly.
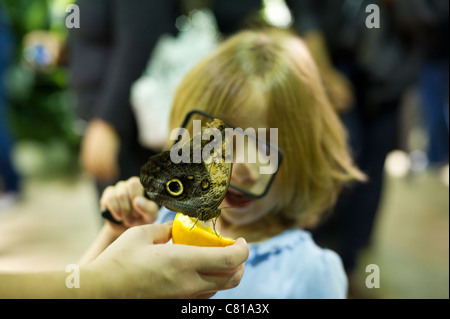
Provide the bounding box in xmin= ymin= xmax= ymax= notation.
xmin=140 ymin=119 xmax=233 ymax=222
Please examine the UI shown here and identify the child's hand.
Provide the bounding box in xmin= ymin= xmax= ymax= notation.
xmin=100 ymin=177 xmax=158 ymax=236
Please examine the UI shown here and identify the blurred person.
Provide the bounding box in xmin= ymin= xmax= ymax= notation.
xmin=287 ymin=1 xmax=355 ymax=113
xmin=288 ymin=0 xmax=422 ymax=297
xmin=0 ymin=222 xmax=249 ymax=298
xmin=68 ymin=0 xmax=179 ymax=196
xmin=0 ymin=4 xmax=20 ymax=210
xmin=395 ymin=0 xmax=449 ymax=166
xmin=97 ymin=29 xmax=366 ymax=298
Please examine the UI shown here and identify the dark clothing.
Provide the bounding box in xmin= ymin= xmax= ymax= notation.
xmin=69 ymin=0 xmax=178 ymax=141
xmin=394 ymin=0 xmax=449 ymax=61
xmin=318 ymin=103 xmax=399 ymax=271
xmin=290 ymin=0 xmax=420 ymax=119
xmin=68 ymin=0 xmax=178 ymax=191
xmin=0 ymin=6 xmax=19 ymax=192
xmin=212 ymin=0 xmax=261 ymax=36
xmin=396 ymin=0 xmax=449 ymax=164
xmin=419 ymin=59 xmax=449 ymax=164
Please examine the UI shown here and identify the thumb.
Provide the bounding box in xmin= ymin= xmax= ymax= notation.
xmin=134 ymin=223 xmax=172 ymax=245
xmin=133 ymin=196 xmax=159 ymax=222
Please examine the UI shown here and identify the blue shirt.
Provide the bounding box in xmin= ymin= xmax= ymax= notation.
xmin=155 ymin=208 xmax=348 ymax=299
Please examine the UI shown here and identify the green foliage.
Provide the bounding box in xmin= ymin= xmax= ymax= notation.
xmin=1 ymin=0 xmax=80 ymax=177
xmin=2 ymin=0 xmax=80 ymax=152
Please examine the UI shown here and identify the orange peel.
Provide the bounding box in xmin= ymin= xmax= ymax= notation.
xmin=172 ymin=213 xmax=235 ymax=247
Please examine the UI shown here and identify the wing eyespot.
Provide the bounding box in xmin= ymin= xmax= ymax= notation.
xmin=165 ymin=178 xmax=184 ymax=197
xmin=201 ymin=178 xmax=210 ymax=190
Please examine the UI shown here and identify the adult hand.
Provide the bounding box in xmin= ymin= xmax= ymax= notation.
xmin=80 ymin=119 xmax=120 ymax=182
xmin=83 ymin=223 xmax=249 ymax=298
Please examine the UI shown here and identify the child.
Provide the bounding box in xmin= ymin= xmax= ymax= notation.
xmin=99 ymin=28 xmax=365 ymax=298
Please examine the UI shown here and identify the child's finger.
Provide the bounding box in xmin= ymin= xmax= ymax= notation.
xmin=132 ymin=197 xmax=159 ymax=223
xmin=100 ymin=186 xmax=119 ymax=212
xmin=126 ymin=177 xmax=144 ymax=200
xmin=126 ymin=177 xmax=145 ymax=219
xmin=100 ymin=186 xmax=123 ymax=222
xmin=115 ymin=181 xmax=132 ymax=216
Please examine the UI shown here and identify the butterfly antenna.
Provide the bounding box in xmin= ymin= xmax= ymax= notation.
xmin=212 ymin=217 xmax=220 ymax=238
xmin=191 ymin=215 xmax=201 ymax=230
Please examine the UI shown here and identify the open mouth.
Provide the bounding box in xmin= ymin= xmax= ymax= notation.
xmin=224 ymin=188 xmax=255 ymax=208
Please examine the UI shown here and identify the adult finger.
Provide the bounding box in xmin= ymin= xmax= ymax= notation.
xmin=192 ymin=238 xmax=249 ymax=273
xmin=195 ymin=292 xmax=217 ymax=299
xmin=197 ymin=263 xmax=245 ymax=294
xmin=127 ymin=223 xmax=172 ymax=245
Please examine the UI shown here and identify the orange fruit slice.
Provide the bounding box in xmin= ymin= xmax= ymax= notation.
xmin=172 ymin=213 xmax=235 ymax=247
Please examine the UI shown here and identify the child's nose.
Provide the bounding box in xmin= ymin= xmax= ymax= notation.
xmin=231 ymin=162 xmax=258 ymax=187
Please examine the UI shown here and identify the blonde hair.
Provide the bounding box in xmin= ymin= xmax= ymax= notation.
xmin=169 ymin=28 xmax=365 ymax=227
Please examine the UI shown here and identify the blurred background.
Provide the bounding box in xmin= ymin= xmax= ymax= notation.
xmin=0 ymin=0 xmax=448 ymax=299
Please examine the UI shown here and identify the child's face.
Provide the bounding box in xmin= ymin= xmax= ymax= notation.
xmin=220 ymin=105 xmax=282 ymax=226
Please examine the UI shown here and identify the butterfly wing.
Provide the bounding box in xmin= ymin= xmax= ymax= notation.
xmin=140 ymin=119 xmax=232 ymax=221
xmin=200 ymin=119 xmax=233 ymax=211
